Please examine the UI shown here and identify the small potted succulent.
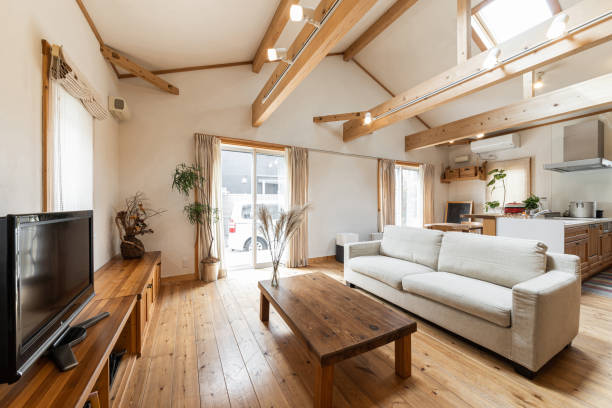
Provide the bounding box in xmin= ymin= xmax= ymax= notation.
xmin=172 ymin=163 xmax=220 ymax=281
xmin=115 ymin=193 xmax=164 ymax=259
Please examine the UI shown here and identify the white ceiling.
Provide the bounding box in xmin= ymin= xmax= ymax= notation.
xmin=82 ymin=0 xmax=398 ymax=71
xmin=83 ymin=0 xmax=611 ymax=128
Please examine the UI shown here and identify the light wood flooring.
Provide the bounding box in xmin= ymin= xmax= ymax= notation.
xmin=117 ymin=261 xmax=612 ymax=407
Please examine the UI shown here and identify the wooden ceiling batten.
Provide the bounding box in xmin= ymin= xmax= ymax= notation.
xmin=252 ymin=0 xmax=378 ymax=127
xmin=101 ymin=45 xmax=180 ymax=95
xmin=343 ymin=0 xmax=418 ymax=61
xmin=75 ymin=0 xmax=120 ymax=78
xmin=404 ymin=73 xmax=612 ymax=151
xmin=342 ymin=0 xmax=612 ymax=142
xmin=252 ymin=0 xmax=300 ymax=73
xmin=314 ymin=112 xmax=364 ymax=123
xmin=117 ymin=60 xmax=253 ymax=79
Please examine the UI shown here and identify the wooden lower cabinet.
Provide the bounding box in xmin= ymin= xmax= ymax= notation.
xmin=565 ymin=224 xmax=611 ymax=281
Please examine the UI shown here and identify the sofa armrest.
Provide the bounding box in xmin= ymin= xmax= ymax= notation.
xmin=344 ymin=240 xmax=381 ymax=264
xmin=511 ymin=270 xmax=580 ymax=371
xmin=546 ymin=252 xmax=580 ymax=277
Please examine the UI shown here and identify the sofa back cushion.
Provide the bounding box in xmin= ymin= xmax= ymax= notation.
xmin=381 ymin=225 xmax=444 ymax=270
xmin=438 ymin=232 xmax=548 ymax=288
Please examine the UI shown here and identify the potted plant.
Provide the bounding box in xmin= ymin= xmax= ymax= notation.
xmin=172 ymin=163 xmax=220 ymax=281
xmin=523 ymin=194 xmax=541 ymax=215
xmin=485 ymin=168 xmax=507 ymax=213
xmin=115 ymin=193 xmax=164 ymax=259
xmin=257 ymin=204 xmax=310 ymax=287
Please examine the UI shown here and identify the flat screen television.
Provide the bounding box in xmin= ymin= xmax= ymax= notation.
xmin=0 ymin=211 xmax=94 ymax=383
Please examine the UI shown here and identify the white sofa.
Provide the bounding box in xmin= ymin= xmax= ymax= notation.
xmin=344 ymin=225 xmax=581 ymax=376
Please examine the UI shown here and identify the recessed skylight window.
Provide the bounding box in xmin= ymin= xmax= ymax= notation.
xmin=471 ymin=0 xmax=558 ymax=49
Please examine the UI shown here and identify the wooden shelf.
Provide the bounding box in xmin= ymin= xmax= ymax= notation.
xmin=441 ymin=162 xmax=487 ymax=183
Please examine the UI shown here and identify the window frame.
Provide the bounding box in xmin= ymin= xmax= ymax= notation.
xmin=394 ymin=163 xmax=423 ymax=228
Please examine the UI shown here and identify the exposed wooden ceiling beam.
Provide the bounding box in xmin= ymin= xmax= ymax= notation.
xmin=100 ymin=45 xmax=179 ymax=95
xmin=118 ymin=60 xmax=253 ymax=78
xmin=343 ymin=0 xmax=612 ymax=142
xmin=343 ymin=0 xmax=418 ymax=61
xmin=457 ymin=0 xmax=472 ymax=64
xmin=522 ymin=71 xmax=535 ymax=98
xmin=252 ymin=0 xmax=378 ymax=127
xmin=252 ymin=0 xmax=300 ymax=73
xmin=314 ymin=112 xmax=365 ymax=122
xmin=404 ymin=73 xmax=612 ymax=150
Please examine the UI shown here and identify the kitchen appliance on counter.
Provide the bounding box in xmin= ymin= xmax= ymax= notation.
xmin=544 ymin=120 xmax=611 ymax=172
xmin=568 ymin=201 xmax=597 ymax=218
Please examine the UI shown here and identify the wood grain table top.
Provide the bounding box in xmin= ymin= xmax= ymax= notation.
xmin=0 ymin=295 xmax=136 ymax=408
xmin=94 ymin=251 xmax=161 ymax=300
xmin=258 ymin=272 xmax=416 ymax=366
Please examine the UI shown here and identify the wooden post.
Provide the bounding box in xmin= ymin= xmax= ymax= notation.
xmin=457 ymin=0 xmax=472 ymax=64
xmin=41 ymin=40 xmax=51 ymax=212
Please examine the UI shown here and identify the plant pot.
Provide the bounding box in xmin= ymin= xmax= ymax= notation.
xmin=201 ymin=260 xmax=219 ymax=282
xmin=120 ymin=236 xmax=145 ymax=259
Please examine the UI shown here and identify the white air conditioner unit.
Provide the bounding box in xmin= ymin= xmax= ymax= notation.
xmin=470 ymin=133 xmax=519 ymax=154
xmin=108 ymin=96 xmax=131 ymax=121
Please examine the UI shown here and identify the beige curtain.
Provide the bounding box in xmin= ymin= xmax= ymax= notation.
xmin=287 ymin=147 xmax=309 ymax=267
xmin=49 ymin=44 xmax=108 ymax=120
xmin=378 ymin=159 xmax=396 ymax=232
xmin=420 ymin=163 xmax=435 ymax=225
xmin=195 ymin=134 xmax=226 ymax=279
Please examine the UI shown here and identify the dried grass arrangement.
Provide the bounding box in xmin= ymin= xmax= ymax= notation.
xmin=257 ymin=203 xmax=310 ymax=287
xmin=115 ymin=192 xmax=165 ymax=259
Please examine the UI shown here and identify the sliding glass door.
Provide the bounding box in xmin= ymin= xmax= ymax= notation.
xmin=221 ymin=146 xmax=287 ymax=270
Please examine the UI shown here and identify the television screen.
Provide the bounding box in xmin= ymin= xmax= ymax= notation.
xmin=0 ymin=211 xmax=94 ymax=383
xmin=17 ymin=216 xmax=91 ymax=350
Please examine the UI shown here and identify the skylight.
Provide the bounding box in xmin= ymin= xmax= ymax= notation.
xmin=472 ymin=0 xmax=557 ymax=49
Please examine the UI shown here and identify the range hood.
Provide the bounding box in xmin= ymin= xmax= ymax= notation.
xmin=544 ymin=120 xmax=612 ymax=172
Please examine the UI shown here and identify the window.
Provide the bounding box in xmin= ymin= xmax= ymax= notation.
xmin=486 ymin=157 xmax=531 ymax=205
xmin=472 ymin=0 xmax=558 ymax=49
xmin=48 ymin=80 xmax=94 ymax=211
xmin=394 ymin=165 xmax=423 ymax=228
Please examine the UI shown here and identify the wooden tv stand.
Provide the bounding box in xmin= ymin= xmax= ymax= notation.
xmin=0 ymin=251 xmax=162 ymax=408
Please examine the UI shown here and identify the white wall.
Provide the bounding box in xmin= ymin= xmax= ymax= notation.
xmin=308 ymin=151 xmax=378 ymax=258
xmin=117 ymin=56 xmax=448 ymax=276
xmin=447 ymin=114 xmax=612 ymax=215
xmin=0 ymin=0 xmax=121 ymax=269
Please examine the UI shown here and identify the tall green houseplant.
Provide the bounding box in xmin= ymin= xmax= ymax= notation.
xmin=172 ymin=164 xmax=220 ymax=277
xmin=485 ymin=168 xmax=507 ymax=212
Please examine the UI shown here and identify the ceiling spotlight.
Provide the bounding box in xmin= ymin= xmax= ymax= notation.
xmin=289 ymin=5 xmax=320 ymax=27
xmin=267 ymin=48 xmax=292 ymax=64
xmin=482 ymin=47 xmax=501 ymax=70
xmin=546 ymin=13 xmax=569 ymax=40
xmin=475 ymin=133 xmax=485 ymax=139
xmin=363 ymin=112 xmax=373 ymax=125
xmin=449 ymin=140 xmax=455 ymax=144
xmin=533 ymin=72 xmax=544 ymax=89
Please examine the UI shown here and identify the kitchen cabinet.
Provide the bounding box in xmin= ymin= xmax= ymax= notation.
xmin=565 ymin=238 xmax=589 ymax=276
xmin=601 ymin=233 xmax=612 ymax=262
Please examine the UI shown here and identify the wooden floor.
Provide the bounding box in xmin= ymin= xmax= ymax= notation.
xmin=118 ymin=261 xmax=612 ymax=407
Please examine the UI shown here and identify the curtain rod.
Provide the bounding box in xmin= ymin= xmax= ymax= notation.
xmin=199 ymin=134 xmax=421 ymax=166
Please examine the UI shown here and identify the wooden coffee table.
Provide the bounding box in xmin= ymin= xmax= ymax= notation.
xmin=258 ymin=272 xmax=417 ymax=408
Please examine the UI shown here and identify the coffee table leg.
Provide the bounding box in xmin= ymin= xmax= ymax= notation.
xmin=395 ymin=334 xmax=412 ymax=378
xmin=314 ymin=363 xmax=334 ymax=408
xmin=260 ymin=292 xmax=269 ymax=322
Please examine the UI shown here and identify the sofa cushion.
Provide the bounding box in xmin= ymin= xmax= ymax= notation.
xmin=349 ymin=256 xmax=434 ymax=289
xmin=402 ymin=272 xmax=513 ymax=327
xmin=437 ymin=232 xmax=548 ymax=288
xmin=381 ymin=226 xmax=444 ymax=270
